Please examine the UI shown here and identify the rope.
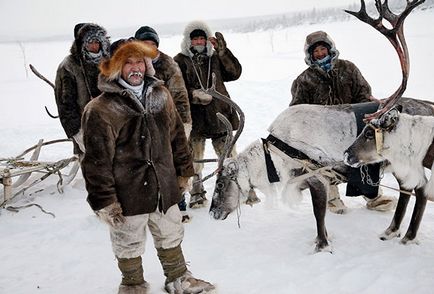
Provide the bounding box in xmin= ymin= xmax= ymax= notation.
xmin=6 ymin=203 xmax=55 ymax=218
xmin=189 ymin=56 xmax=212 ymax=91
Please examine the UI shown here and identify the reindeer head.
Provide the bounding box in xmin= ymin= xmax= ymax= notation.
xmin=344 ymin=107 xmax=401 ymax=167
xmin=190 ymin=73 xmax=246 ymax=220
xmin=209 ymin=159 xmax=242 ymax=220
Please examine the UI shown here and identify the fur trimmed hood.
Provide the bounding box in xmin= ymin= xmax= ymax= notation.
xmin=99 ymin=41 xmax=158 ymax=82
xmin=180 ymin=20 xmax=214 ymax=57
xmin=304 ymin=31 xmax=340 ymax=67
xmin=70 ymin=23 xmax=110 ymax=64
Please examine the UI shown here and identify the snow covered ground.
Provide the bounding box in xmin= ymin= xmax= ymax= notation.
xmin=1 ymin=8 xmax=434 ymax=294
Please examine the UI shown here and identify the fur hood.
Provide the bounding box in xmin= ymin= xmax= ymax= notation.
xmin=99 ymin=41 xmax=158 ymax=82
xmin=70 ymin=23 xmax=110 ymax=63
xmin=304 ymin=31 xmax=340 ymax=67
xmin=180 ymin=20 xmax=214 ymax=57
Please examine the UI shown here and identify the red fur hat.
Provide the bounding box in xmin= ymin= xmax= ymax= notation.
xmin=99 ymin=40 xmax=157 ymax=81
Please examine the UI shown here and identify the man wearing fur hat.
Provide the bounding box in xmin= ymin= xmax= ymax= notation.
xmin=81 ymin=40 xmax=215 ymax=294
xmin=290 ymin=30 xmax=396 ymax=213
xmin=135 ymin=25 xmax=193 ymax=222
xmin=174 ymin=20 xmax=245 ymax=208
xmin=54 ymin=23 xmax=110 ymax=155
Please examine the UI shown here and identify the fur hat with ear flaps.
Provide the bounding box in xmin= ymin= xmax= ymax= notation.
xmin=99 ymin=40 xmax=158 ymax=81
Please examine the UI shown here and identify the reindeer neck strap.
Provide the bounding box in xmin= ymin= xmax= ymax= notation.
xmin=265 ymin=135 xmax=320 ymax=166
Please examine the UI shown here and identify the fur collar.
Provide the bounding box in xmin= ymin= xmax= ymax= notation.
xmin=98 ymin=75 xmax=167 ymax=114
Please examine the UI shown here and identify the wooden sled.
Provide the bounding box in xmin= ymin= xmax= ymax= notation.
xmin=0 ymin=138 xmax=79 ymax=207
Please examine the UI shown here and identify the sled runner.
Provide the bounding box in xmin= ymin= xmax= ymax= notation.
xmin=0 ymin=138 xmax=79 ymax=207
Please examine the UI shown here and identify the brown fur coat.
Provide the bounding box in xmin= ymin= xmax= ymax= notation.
xmin=81 ymin=76 xmax=194 ymax=215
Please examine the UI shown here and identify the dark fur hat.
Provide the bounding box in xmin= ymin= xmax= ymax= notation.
xmin=189 ymin=29 xmax=207 ymax=39
xmin=135 ymin=26 xmax=160 ymax=47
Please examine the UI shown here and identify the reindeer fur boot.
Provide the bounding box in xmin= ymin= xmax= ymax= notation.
xmin=117 ymin=256 xmax=148 ymax=294
xmin=364 ymin=190 xmax=397 ymax=212
xmin=157 ymin=245 xmax=215 ymax=293
xmin=189 ymin=174 xmax=207 ymax=208
xmin=164 ymin=270 xmax=216 ymax=294
xmin=327 ymin=185 xmax=347 ymax=214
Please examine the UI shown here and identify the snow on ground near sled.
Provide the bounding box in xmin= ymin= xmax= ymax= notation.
xmin=1 ymin=10 xmax=434 ymax=294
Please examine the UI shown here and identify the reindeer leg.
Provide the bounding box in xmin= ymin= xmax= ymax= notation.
xmin=306 ymin=177 xmax=329 ymax=252
xmin=401 ymin=187 xmax=427 ymax=244
xmin=380 ymin=186 xmax=411 ymax=240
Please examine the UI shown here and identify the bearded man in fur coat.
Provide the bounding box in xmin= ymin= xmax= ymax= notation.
xmin=174 ymin=20 xmax=250 ymax=208
xmin=54 ymin=23 xmax=110 ymax=154
xmin=80 ymin=40 xmax=215 ymax=294
xmin=290 ymin=30 xmax=396 ymax=214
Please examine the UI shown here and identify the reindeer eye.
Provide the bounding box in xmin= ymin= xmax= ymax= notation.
xmin=364 ymin=128 xmax=375 ymax=140
xmin=216 ymin=182 xmax=225 ymax=190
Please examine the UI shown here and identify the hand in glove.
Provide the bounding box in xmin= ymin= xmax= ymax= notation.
xmin=178 ymin=176 xmax=192 ymax=193
xmin=209 ymin=32 xmax=227 ymax=56
xmin=72 ymin=129 xmax=86 ymax=153
xmin=192 ymin=89 xmax=212 ymax=105
xmin=95 ymin=202 xmax=126 ymax=228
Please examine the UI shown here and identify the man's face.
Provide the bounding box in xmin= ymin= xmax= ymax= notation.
xmin=191 ymin=36 xmax=207 ymax=46
xmin=140 ymin=40 xmax=158 ymax=50
xmin=121 ymin=56 xmax=145 ymax=86
xmin=312 ymin=45 xmax=329 ymax=61
xmin=85 ymin=39 xmax=101 ymax=53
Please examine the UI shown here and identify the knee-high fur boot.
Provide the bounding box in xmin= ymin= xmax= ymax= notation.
xmin=117 ymin=256 xmax=148 ymax=293
xmin=157 ymin=245 xmax=187 ymax=284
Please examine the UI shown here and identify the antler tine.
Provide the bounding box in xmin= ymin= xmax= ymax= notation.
xmin=199 ymin=114 xmax=234 ymax=183
xmin=346 ymin=0 xmax=425 ymax=122
xmin=197 ymin=73 xmax=245 ymax=183
xmin=205 ymin=73 xmax=245 ymax=155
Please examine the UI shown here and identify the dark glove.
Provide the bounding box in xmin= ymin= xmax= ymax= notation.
xmin=95 ymin=202 xmax=125 ymax=228
xmin=215 ymin=32 xmax=227 ymax=56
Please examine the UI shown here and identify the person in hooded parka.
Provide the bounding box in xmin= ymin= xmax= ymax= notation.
xmin=290 ymin=30 xmax=396 ymax=213
xmin=174 ymin=20 xmax=250 ymax=208
xmin=54 ymin=23 xmax=110 ymax=155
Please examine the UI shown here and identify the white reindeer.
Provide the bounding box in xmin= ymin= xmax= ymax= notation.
xmin=344 ymin=107 xmax=434 ymax=244
xmin=208 ymin=0 xmax=430 ymax=252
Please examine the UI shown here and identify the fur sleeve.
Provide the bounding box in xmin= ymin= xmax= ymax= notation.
xmin=54 ymin=64 xmax=82 ymax=138
xmin=165 ymin=89 xmax=194 ymax=177
xmin=81 ymin=100 xmax=119 ymax=211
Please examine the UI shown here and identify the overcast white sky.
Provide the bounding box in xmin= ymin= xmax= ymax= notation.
xmin=0 ymin=0 xmax=354 ymax=40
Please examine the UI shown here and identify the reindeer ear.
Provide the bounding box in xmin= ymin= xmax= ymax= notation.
xmin=396 ymin=104 xmax=403 ymax=113
xmin=379 ymin=108 xmax=400 ymax=130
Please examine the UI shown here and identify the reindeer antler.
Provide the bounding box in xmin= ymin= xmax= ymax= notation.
xmin=345 ymin=0 xmax=425 ymax=121
xmin=199 ymin=73 xmax=245 ymax=182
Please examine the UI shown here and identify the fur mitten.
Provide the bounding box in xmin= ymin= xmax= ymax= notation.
xmin=192 ymin=89 xmax=212 ymax=105
xmin=95 ymin=202 xmax=125 ymax=228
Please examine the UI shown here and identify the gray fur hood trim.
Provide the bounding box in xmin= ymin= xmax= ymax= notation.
xmin=180 ymin=20 xmax=214 ymax=57
xmin=304 ymin=30 xmax=340 ymax=68
xmin=70 ymin=23 xmax=110 ymax=63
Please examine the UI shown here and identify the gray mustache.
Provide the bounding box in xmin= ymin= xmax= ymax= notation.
xmin=128 ymin=71 xmax=143 ymax=79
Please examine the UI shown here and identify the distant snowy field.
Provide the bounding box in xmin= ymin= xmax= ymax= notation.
xmin=0 ymin=9 xmax=434 ymax=294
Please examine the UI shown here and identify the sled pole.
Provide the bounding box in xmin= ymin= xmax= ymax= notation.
xmin=29 ymin=64 xmax=59 ymax=118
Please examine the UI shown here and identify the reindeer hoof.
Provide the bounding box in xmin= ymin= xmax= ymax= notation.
xmin=400 ymin=237 xmax=419 ymax=245
xmin=314 ymin=237 xmax=331 ymax=253
xmin=379 ymin=230 xmax=400 ymax=241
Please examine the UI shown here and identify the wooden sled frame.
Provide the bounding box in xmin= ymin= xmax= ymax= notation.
xmin=0 ymin=138 xmax=79 ymax=207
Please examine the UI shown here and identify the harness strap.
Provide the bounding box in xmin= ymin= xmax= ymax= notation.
xmin=261 ymin=138 xmax=280 ymax=183
xmin=266 ymin=134 xmax=320 ymax=166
